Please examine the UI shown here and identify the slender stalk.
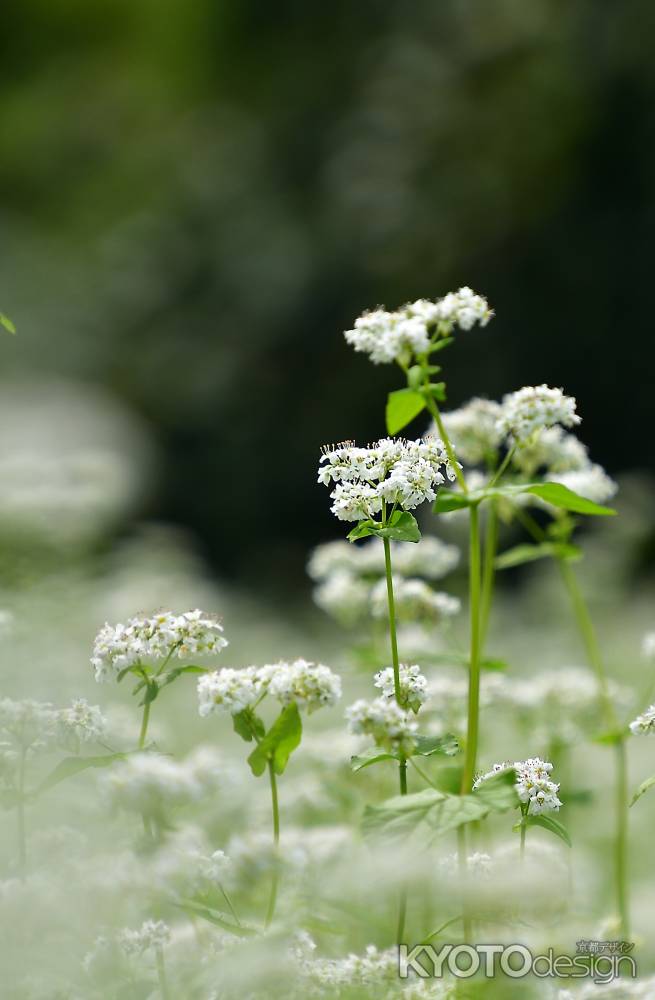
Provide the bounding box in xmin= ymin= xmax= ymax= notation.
xmin=155 ymin=946 xmax=171 ymax=1000
xmin=382 ymin=536 xmax=402 ymax=704
xmin=457 ymin=825 xmax=472 ymax=942
xmin=423 ymin=396 xmax=467 ymax=492
xmin=460 ymin=504 xmax=482 ymax=794
xmin=218 ymin=883 xmax=242 ymax=927
xmin=138 ymin=701 xmax=151 ymax=750
xmin=519 ymin=806 xmax=527 ymax=862
xmin=479 ymin=501 xmax=499 ymax=649
xmin=558 ymin=558 xmax=629 ymax=939
xmin=17 ymin=746 xmax=26 ymax=879
xmin=265 ymin=760 xmax=280 ymax=928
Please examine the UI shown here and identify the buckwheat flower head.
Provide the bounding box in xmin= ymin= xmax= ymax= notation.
xmin=474 ymin=757 xmax=562 ymax=815
xmin=91 ymin=608 xmax=228 ymax=683
xmin=312 ymin=569 xmax=370 ymax=625
xmin=497 ymin=385 xmax=581 ymax=444
xmin=197 ymin=666 xmax=263 ymax=717
xmin=57 ymin=698 xmax=106 ymax=751
xmin=345 ymin=697 xmax=418 ymax=756
xmin=0 ymin=698 xmax=58 ymax=754
xmin=258 ymin=658 xmax=342 ymax=713
xmin=630 ymin=704 xmax=655 ymax=736
xmin=118 ymin=920 xmax=171 ymax=956
xmin=439 ymin=398 xmax=504 ymax=466
xmin=510 ymin=426 xmax=589 ymax=477
xmin=104 ymin=749 xmax=221 ymax=816
xmin=318 ymin=438 xmax=456 ymax=522
xmin=370 ymin=577 xmax=461 ymax=622
xmin=374 ymin=663 xmax=428 ymax=713
xmin=643 ymin=632 xmax=655 ymax=660
xmin=308 ymin=535 xmax=459 ymax=582
xmin=549 ymin=464 xmax=618 ymax=505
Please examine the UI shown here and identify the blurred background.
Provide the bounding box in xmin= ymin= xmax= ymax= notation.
xmin=1 ymin=0 xmax=654 ymax=596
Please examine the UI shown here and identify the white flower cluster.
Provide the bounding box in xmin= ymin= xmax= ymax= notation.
xmin=437 ymin=851 xmax=494 ymax=879
xmin=312 ymin=571 xmax=371 ymax=627
xmin=308 ymin=535 xmax=459 ymax=582
xmin=370 ymin=577 xmax=460 ymax=622
xmin=440 ymin=398 xmax=504 ymax=466
xmin=318 ymin=438 xmax=456 ymax=521
xmin=0 ymin=698 xmax=58 ymax=755
xmin=374 ymin=663 xmax=428 ymax=713
xmin=91 ymin=609 xmax=228 ymax=682
xmin=549 ymin=464 xmax=618 ymax=505
xmin=57 ymin=698 xmax=106 ymax=751
xmin=630 ymin=704 xmax=655 ymax=736
xmin=497 ymin=384 xmax=581 ymax=444
xmin=198 ymin=659 xmax=341 ymax=717
xmin=643 ymin=632 xmax=655 ymax=660
xmin=117 ymin=919 xmax=171 ymax=956
xmin=344 ymin=288 xmax=492 ymax=366
xmin=510 ymin=425 xmax=589 ymax=477
xmin=345 ymin=697 xmax=418 ymax=756
xmin=474 ymin=757 xmax=562 ymax=815
xmin=104 ymin=747 xmax=222 ymax=816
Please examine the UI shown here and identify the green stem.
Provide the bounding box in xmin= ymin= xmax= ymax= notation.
xmin=138 ymin=701 xmax=151 ymax=750
xmin=519 ymin=810 xmax=527 ymax=862
xmin=457 ymin=825 xmax=472 ymax=943
xmin=423 ymin=395 xmax=467 ymax=493
xmin=265 ymin=760 xmax=280 ymax=928
xmin=558 ymin=557 xmax=629 ymax=939
xmin=218 ymin=882 xmax=242 ymax=927
xmin=382 ymin=536 xmax=402 ymax=704
xmin=17 ymin=747 xmax=26 ymax=879
xmin=461 ymin=504 xmax=482 ymax=794
xmin=487 ymin=443 xmax=516 ymax=488
xmin=479 ymin=501 xmax=499 ymax=649
xmin=155 ymin=946 xmax=171 ymax=1000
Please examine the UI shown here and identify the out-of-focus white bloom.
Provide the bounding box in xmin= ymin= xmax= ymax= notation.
xmin=510 ymin=426 xmax=589 ymax=477
xmin=308 ymin=535 xmax=459 ymax=582
xmin=91 ymin=609 xmax=228 ymax=683
xmin=370 ymin=577 xmax=460 ymax=622
xmin=474 ymin=757 xmax=562 ymax=815
xmin=345 ymin=697 xmax=418 ymax=756
xmin=117 ymin=919 xmax=171 ymax=956
xmin=426 ymin=672 xmax=508 ymax=734
xmin=197 ymin=666 xmax=263 ymax=717
xmin=498 ymin=385 xmax=581 ymax=444
xmin=0 ymin=609 xmax=15 ymax=640
xmin=439 ymin=398 xmax=504 ymax=466
xmin=313 ymin=570 xmax=370 ymax=626
xmin=318 ymin=438 xmax=455 ymax=522
xmin=0 ymin=698 xmax=58 ymax=754
xmin=103 ymin=747 xmax=222 ymax=817
xmin=643 ymin=632 xmax=655 ymax=660
xmin=437 ymin=851 xmax=494 ymax=879
xmin=298 ymin=943 xmax=399 ymax=990
xmin=374 ymin=663 xmax=427 ymax=713
xmin=343 ymin=289 xmax=492 ymax=367
xmin=549 ymin=464 xmax=618 ymax=505
xmin=259 ymin=659 xmax=342 ymax=713
xmin=57 ymin=698 xmax=106 ymax=751
xmin=630 ymin=704 xmax=655 ymax=736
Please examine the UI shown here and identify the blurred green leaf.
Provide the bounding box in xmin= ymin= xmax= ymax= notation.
xmin=35 ymin=753 xmax=127 ymax=796
xmin=351 ymin=747 xmax=400 ymax=772
xmin=630 ymin=774 xmax=655 ymax=807
xmin=412 ymin=734 xmax=459 ymax=758
xmin=495 ymin=541 xmax=581 ymax=569
xmin=519 ymin=813 xmax=572 ymax=847
xmin=386 ymin=388 xmax=426 ymax=435
xmin=432 ymin=491 xmax=471 ymax=513
xmin=233 ymin=709 xmax=265 ymax=743
xmin=175 ymin=900 xmax=257 ymax=936
xmin=0 ymin=313 xmax=16 ymax=334
xmin=247 ymin=702 xmax=302 ymax=777
xmin=347 ymin=510 xmax=420 ymax=543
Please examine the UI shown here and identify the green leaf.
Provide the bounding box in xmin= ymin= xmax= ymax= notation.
xmin=232 ymin=709 xmax=265 ymax=743
xmin=630 ymin=774 xmax=655 ymax=807
xmin=412 ymin=734 xmax=459 ymax=758
xmin=35 ymin=753 xmax=127 ymax=796
xmin=480 ymin=657 xmax=508 ymax=672
xmin=594 ymin=728 xmax=629 ymax=746
xmin=158 ymin=664 xmax=207 ymax=690
xmin=386 ymin=388 xmax=426 ymax=435
xmin=521 ymin=482 xmax=616 ymax=516
xmin=347 ymin=510 xmax=421 ymax=544
xmin=139 ymin=680 xmax=160 ymax=706
xmin=362 ymin=769 xmax=517 ymax=845
xmin=174 ymin=900 xmax=257 ymax=937
xmin=521 ymin=813 xmax=572 ymax=847
xmin=0 ymin=313 xmax=16 ymax=334
xmin=495 ymin=541 xmax=581 ymax=570
xmin=432 ymin=491 xmax=471 ymax=513
xmin=247 ymin=703 xmax=302 ymax=777
xmin=423 ymin=381 xmax=446 ymax=402
xmin=377 ymin=510 xmax=421 ymax=542
xmin=351 ymin=747 xmax=400 ymax=772
xmin=428 ymin=336 xmax=454 ymax=354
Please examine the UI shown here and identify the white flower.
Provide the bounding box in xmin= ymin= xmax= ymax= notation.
xmin=312 ymin=570 xmax=370 ymax=625
xmin=57 ymin=698 xmax=106 ymax=751
xmin=318 ymin=438 xmax=455 ymax=522
xmin=374 ymin=663 xmax=427 ymax=713
xmin=630 ymin=704 xmax=655 ymax=736
xmin=549 ymin=464 xmax=617 ymax=505
xmin=104 ymin=748 xmax=222 ymax=816
xmin=197 ymin=666 xmax=263 ymax=717
xmin=643 ymin=632 xmax=655 ymax=660
xmin=259 ymin=659 xmax=342 ymax=713
xmin=0 ymin=698 xmax=58 ymax=754
xmin=474 ymin=757 xmax=562 ymax=815
xmin=439 ymin=398 xmax=504 ymax=465
xmin=309 ymin=535 xmax=458 ymax=582
xmin=510 ymin=425 xmax=589 ymax=477
xmin=345 ymin=697 xmax=418 ymax=756
xmin=497 ymin=385 xmax=581 ymax=444
xmin=370 ymin=577 xmax=460 ymax=622
xmin=91 ymin=609 xmax=228 ymax=683
xmin=118 ymin=919 xmax=171 ymax=956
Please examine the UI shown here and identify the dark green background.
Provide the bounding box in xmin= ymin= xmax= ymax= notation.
xmin=2 ymin=1 xmax=653 ymax=588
